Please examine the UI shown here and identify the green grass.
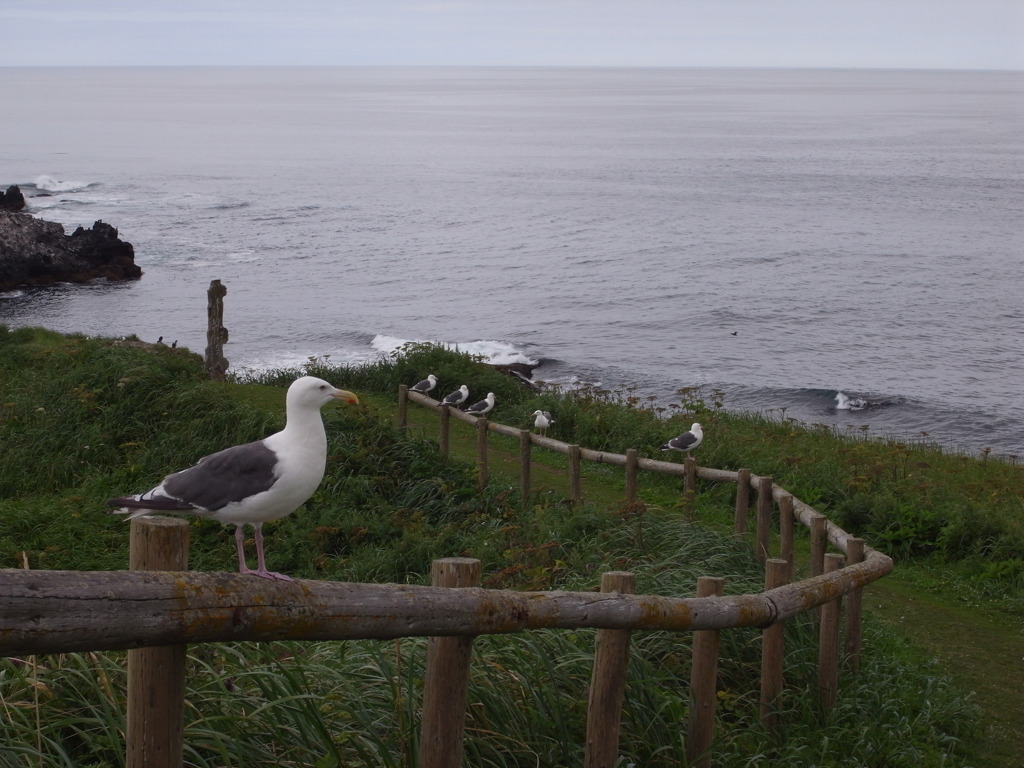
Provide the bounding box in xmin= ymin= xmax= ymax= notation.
xmin=1 ymin=327 xmax=1016 ymax=766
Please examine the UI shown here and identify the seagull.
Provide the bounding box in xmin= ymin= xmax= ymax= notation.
xmin=835 ymin=391 xmax=867 ymax=410
xmin=410 ymin=374 xmax=437 ymax=395
xmin=464 ymin=392 xmax=496 ymax=417
xmin=532 ymin=409 xmax=554 ymax=435
xmin=440 ymin=385 xmax=469 ymax=407
xmin=107 ymin=376 xmax=359 ymax=581
xmin=659 ymin=423 xmax=703 ymax=456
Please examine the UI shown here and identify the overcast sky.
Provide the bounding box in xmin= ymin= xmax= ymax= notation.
xmin=0 ymin=0 xmax=1021 ymax=70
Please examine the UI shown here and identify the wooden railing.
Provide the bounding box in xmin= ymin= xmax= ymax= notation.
xmin=0 ymin=389 xmax=893 ymax=768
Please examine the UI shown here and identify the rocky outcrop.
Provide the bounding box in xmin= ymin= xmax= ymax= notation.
xmin=0 ymin=210 xmax=142 ymax=291
xmin=1 ymin=185 xmax=26 ymax=212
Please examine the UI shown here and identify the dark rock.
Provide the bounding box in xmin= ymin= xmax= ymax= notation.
xmin=0 ymin=211 xmax=142 ymax=291
xmin=0 ymin=185 xmax=26 ymax=212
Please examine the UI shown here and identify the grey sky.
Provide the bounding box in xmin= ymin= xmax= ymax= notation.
xmin=0 ymin=0 xmax=1021 ymax=70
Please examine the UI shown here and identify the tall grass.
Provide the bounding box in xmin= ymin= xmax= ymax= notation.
xmin=0 ymin=514 xmax=977 ymax=768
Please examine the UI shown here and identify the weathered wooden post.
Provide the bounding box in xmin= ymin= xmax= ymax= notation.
xmin=734 ymin=469 xmax=751 ymax=535
xmin=818 ymin=553 xmax=844 ymax=710
xmin=569 ymin=444 xmax=583 ymax=503
xmin=760 ymin=559 xmax=789 ymax=730
xmin=439 ymin=405 xmax=451 ymax=460
xmin=684 ymin=457 xmax=698 ymax=510
xmin=755 ymin=476 xmax=773 ymax=563
xmin=584 ymin=571 xmax=636 ymax=768
xmin=519 ymin=429 xmax=531 ymax=507
xmin=809 ymin=515 xmax=827 ymax=578
xmin=686 ymin=576 xmax=725 ymax=768
xmin=418 ymin=558 xmax=481 ymax=768
xmin=844 ymin=538 xmax=866 ymax=670
xmin=624 ymin=449 xmax=638 ymax=503
xmin=398 ymin=384 xmax=409 ymax=429
xmin=126 ymin=516 xmax=189 ymax=768
xmin=476 ymin=418 xmax=489 ymax=491
xmin=204 ymin=279 xmax=229 ymax=381
xmin=778 ymin=494 xmax=795 ymax=580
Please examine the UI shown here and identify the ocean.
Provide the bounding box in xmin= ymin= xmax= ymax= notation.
xmin=1 ymin=66 xmax=1022 ymax=457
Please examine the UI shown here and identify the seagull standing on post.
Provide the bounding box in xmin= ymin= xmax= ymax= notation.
xmin=659 ymin=422 xmax=703 ymax=457
xmin=464 ymin=392 xmax=495 ymax=417
xmin=440 ymin=385 xmax=469 ymax=407
xmin=410 ymin=374 xmax=437 ymax=395
xmin=108 ymin=376 xmax=359 ymax=581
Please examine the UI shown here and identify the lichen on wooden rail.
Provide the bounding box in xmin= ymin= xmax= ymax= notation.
xmin=0 ymin=554 xmax=891 ymax=657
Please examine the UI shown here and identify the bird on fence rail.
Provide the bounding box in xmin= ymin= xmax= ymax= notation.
xmin=532 ymin=409 xmax=554 ymax=435
xmin=659 ymin=422 xmax=703 ymax=457
xmin=440 ymin=385 xmax=469 ymax=407
xmin=410 ymin=374 xmax=437 ymax=395
xmin=107 ymin=376 xmax=359 ymax=581
xmin=464 ymin=392 xmax=496 ymax=417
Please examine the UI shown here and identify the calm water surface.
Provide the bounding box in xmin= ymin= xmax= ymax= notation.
xmin=1 ymin=67 xmax=1022 ymax=455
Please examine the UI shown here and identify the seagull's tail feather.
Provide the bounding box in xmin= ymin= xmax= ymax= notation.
xmin=107 ymin=495 xmax=198 ymax=518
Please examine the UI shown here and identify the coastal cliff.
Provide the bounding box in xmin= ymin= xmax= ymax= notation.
xmin=0 ymin=204 xmax=142 ymax=292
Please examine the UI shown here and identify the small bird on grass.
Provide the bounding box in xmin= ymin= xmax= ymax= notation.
xmin=464 ymin=392 xmax=496 ymax=416
xmin=440 ymin=385 xmax=469 ymax=407
xmin=410 ymin=374 xmax=437 ymax=394
xmin=532 ymin=409 xmax=554 ymax=435
xmin=107 ymin=376 xmax=359 ymax=581
xmin=659 ymin=422 xmax=703 ymax=457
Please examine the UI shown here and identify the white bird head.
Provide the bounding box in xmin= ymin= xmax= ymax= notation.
xmin=288 ymin=376 xmax=359 ymax=409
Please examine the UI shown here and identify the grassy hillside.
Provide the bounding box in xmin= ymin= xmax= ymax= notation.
xmin=1 ymin=327 xmax=1018 ymax=766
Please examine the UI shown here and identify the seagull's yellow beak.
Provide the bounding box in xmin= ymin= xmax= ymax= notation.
xmin=333 ymin=389 xmax=359 ymax=405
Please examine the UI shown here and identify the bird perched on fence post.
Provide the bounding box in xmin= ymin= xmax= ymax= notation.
xmin=410 ymin=374 xmax=437 ymax=395
xmin=465 ymin=392 xmax=496 ymax=417
xmin=440 ymin=385 xmax=469 ymax=407
xmin=659 ymin=422 xmax=703 ymax=457
xmin=107 ymin=376 xmax=359 ymax=581
xmin=532 ymin=409 xmax=554 ymax=436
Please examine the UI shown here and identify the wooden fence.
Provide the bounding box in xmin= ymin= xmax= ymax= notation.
xmin=0 ymin=388 xmax=893 ymax=768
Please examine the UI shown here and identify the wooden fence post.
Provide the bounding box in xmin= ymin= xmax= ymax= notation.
xmin=756 ymin=477 xmax=773 ymax=563
xmin=624 ymin=449 xmax=638 ymax=503
xmin=126 ymin=517 xmax=189 ymax=768
xmin=476 ymin=418 xmax=489 ymax=491
xmin=398 ymin=384 xmax=409 ymax=429
xmin=778 ymin=494 xmax=795 ymax=580
xmin=584 ymin=572 xmax=636 ymax=768
xmin=519 ymin=429 xmax=531 ymax=507
xmin=418 ymin=558 xmax=481 ymax=768
xmin=760 ymin=559 xmax=789 ymax=731
xmin=684 ymin=457 xmax=698 ymax=510
xmin=809 ymin=515 xmax=827 ymax=578
xmin=734 ymin=469 xmax=751 ymax=535
xmin=439 ymin=405 xmax=451 ymax=460
xmin=686 ymin=576 xmax=725 ymax=768
xmin=569 ymin=445 xmax=583 ymax=503
xmin=203 ymin=279 xmax=229 ymax=381
xmin=818 ymin=553 xmax=844 ymax=710
xmin=844 ymin=538 xmax=866 ymax=670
